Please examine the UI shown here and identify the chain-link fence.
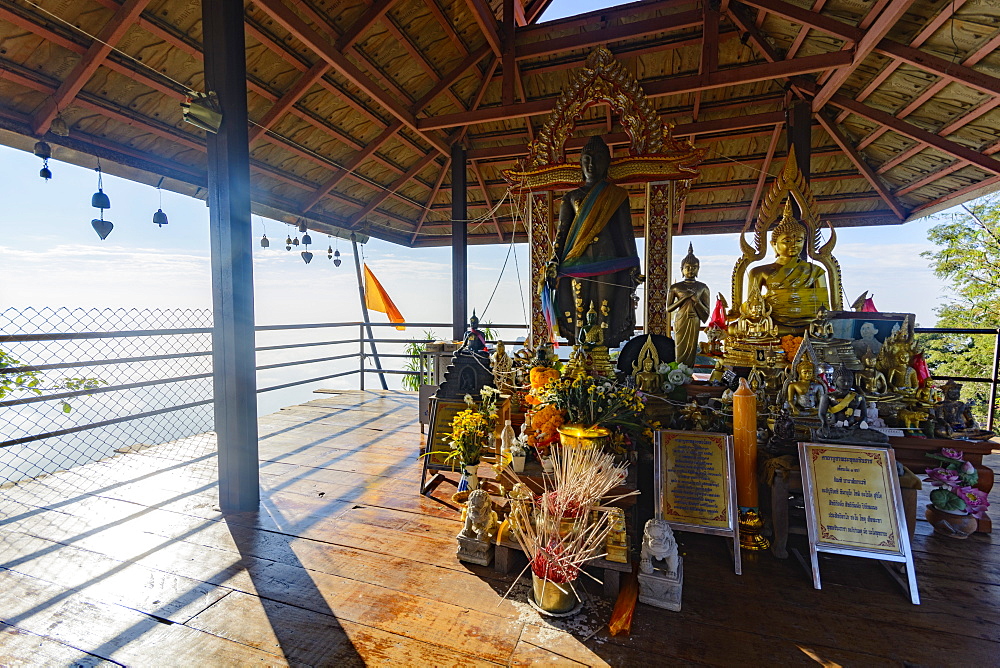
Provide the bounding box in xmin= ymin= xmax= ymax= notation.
xmin=0 ymin=308 xmax=215 ymax=501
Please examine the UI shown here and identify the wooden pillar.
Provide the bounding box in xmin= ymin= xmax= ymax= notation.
xmin=451 ymin=143 xmax=468 ymax=341
xmin=203 ymin=0 xmax=258 ymax=512
xmin=789 ymin=100 xmax=811 ymax=184
xmin=527 ymin=191 xmax=552 ymax=348
xmin=644 ymin=181 xmax=674 ymax=336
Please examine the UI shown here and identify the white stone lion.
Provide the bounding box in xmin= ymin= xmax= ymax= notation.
xmin=639 ymin=519 xmax=678 ymax=575
xmin=459 ymin=489 xmax=497 ymax=542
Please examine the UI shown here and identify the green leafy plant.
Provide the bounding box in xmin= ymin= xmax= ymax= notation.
xmin=0 ymin=348 xmax=105 ymax=413
xmin=400 ymin=329 xmax=438 ymax=391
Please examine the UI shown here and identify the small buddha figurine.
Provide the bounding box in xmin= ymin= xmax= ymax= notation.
xmin=666 ymin=244 xmax=711 ymax=367
xmin=458 ymin=311 xmax=488 ymax=354
xmin=577 ymin=301 xmax=606 ymax=348
xmin=731 ymin=287 xmax=779 ymax=340
xmin=827 ymin=366 xmax=867 ymax=428
xmin=934 ymin=380 xmax=992 ymax=439
xmin=886 ymin=345 xmax=919 ymax=397
xmin=809 ymin=306 xmax=835 ymax=339
xmin=857 ymin=350 xmax=889 ymax=398
xmin=633 ymin=355 xmax=661 ymax=394
xmin=491 ymin=340 xmax=514 ymax=396
xmin=748 ymin=201 xmax=830 ymax=335
xmin=681 ymin=400 xmax=711 ymax=432
xmin=786 ymin=358 xmax=828 ymax=418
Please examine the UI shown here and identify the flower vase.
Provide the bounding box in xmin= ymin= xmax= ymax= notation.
xmin=531 ymin=572 xmax=577 ymax=614
xmin=557 ymin=424 xmax=611 ymax=450
xmin=925 ymin=504 xmax=978 ymax=539
xmin=512 ymin=454 xmax=526 ymax=473
xmin=457 ymin=463 xmax=479 ymax=493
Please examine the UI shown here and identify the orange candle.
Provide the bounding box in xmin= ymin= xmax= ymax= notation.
xmin=733 ymin=377 xmax=759 ymax=508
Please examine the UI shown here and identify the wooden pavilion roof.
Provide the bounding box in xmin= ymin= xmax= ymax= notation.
xmin=1 ymin=0 xmax=999 ymax=246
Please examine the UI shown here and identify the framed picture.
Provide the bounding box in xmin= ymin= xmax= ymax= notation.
xmin=826 ymin=311 xmax=914 ymax=361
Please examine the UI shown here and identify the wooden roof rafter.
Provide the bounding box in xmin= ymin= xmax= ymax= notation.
xmin=2 ymin=0 xmax=1000 ymax=245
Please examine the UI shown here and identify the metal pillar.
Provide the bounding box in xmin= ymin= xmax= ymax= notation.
xmin=451 ymin=143 xmax=468 ymax=341
xmin=203 ymin=0 xmax=258 ymax=511
xmin=351 ymin=234 xmax=388 ymax=391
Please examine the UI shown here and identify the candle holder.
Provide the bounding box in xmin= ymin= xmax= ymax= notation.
xmin=738 ymin=508 xmax=770 ymax=551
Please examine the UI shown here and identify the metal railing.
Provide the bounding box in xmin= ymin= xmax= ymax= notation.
xmin=3 ymin=310 xmax=998 ymax=491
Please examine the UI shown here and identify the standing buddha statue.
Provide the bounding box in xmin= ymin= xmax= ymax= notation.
xmin=666 ymin=244 xmax=711 ymax=367
xmin=547 ymin=135 xmax=640 ymax=348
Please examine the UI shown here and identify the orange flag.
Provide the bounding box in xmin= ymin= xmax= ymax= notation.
xmin=363 ymin=263 xmax=405 ymax=330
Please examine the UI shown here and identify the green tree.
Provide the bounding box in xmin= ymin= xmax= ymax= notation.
xmin=919 ymin=197 xmax=1000 ymax=423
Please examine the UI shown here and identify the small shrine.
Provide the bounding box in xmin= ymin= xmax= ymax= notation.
xmin=428 ymin=45 xmax=992 ymax=627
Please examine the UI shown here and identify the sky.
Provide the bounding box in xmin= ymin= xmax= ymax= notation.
xmin=0 ymin=0 xmax=966 ymax=413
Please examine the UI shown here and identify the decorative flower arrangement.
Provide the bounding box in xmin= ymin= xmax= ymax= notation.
xmin=525 ymin=403 xmax=565 ymax=456
xmin=444 ymin=387 xmax=500 ymax=467
xmin=656 ymin=361 xmax=694 ymax=394
xmin=780 ymin=335 xmax=803 ymax=363
xmin=924 ymin=448 xmax=990 ymax=518
xmin=534 ymin=375 xmax=646 ymax=432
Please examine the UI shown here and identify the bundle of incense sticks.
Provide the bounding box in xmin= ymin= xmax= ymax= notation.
xmin=505 ymin=445 xmax=639 ymax=601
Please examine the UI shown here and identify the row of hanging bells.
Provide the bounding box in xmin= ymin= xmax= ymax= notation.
xmin=260 ymin=220 xmax=342 ymax=265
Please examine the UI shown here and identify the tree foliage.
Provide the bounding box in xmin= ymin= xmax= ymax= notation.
xmin=919 ymin=196 xmax=1000 ymax=422
xmin=0 ymin=348 xmax=105 ymax=413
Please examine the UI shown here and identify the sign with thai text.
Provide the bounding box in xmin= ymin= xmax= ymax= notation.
xmin=802 ymin=444 xmax=902 ymax=554
xmin=798 ymin=442 xmax=919 ymax=603
xmin=659 ymin=431 xmax=731 ymax=528
xmin=654 ymin=430 xmax=740 ymax=574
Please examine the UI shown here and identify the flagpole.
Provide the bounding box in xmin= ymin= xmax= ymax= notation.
xmin=351 ymin=233 xmax=389 ymax=391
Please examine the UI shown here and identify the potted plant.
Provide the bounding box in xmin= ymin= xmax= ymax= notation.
xmin=923 ymin=448 xmax=989 ymax=538
xmin=443 ymin=387 xmax=500 ymax=498
xmin=533 ymin=375 xmax=646 ymax=450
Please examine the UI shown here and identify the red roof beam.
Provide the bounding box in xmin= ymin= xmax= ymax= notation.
xmin=816 ymin=112 xmax=907 ymax=219
xmin=514 ymin=10 xmax=702 ymax=60
xmin=418 ymin=51 xmax=850 ymax=130
xmin=813 ymin=0 xmax=915 ymax=109
xmin=836 ymin=0 xmax=969 ymax=121
xmin=31 ymin=0 xmax=152 ymax=135
xmin=255 ymin=0 xmax=449 ymax=155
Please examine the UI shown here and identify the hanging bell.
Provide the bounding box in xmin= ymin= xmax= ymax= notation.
xmin=292 ymin=236 xmax=300 ymax=246
xmin=91 ymin=218 xmax=113 ymax=240
xmin=152 ymin=208 xmax=168 ymax=227
xmin=301 ymin=250 xmax=313 ymax=264
xmin=333 ymin=249 xmax=342 ymax=267
xmin=39 ymin=165 xmax=52 ymax=180
xmin=260 ymin=234 xmax=270 ymax=248
xmin=302 ymin=233 xmax=312 ymax=246
xmin=297 ymin=221 xmax=308 ymax=233
xmin=92 ymin=188 xmax=111 ymax=210
xmin=50 ymin=115 xmax=69 ymax=137
xmin=327 ymin=245 xmax=333 ymax=259
xmin=33 ymin=141 xmax=51 ymax=160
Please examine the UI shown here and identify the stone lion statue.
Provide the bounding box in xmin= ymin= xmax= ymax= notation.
xmin=459 ymin=489 xmax=497 ymax=542
xmin=639 ymin=518 xmax=678 ymax=575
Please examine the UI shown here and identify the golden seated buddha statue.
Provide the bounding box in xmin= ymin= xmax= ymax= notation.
xmin=728 ymin=147 xmax=843 ymax=343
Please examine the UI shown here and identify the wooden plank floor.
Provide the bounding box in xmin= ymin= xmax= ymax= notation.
xmin=1 ymin=390 xmax=998 ymax=666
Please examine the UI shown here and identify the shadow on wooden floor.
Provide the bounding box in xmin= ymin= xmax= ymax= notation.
xmin=1 ymin=391 xmax=998 ymax=666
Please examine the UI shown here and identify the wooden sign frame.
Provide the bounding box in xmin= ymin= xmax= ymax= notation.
xmin=654 ymin=430 xmax=741 ymax=575
xmin=798 ymin=442 xmax=919 ymax=604
xmin=419 ymin=396 xmax=463 ymax=495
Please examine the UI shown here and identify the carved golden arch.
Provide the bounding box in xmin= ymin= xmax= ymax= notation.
xmin=501 ymin=47 xmax=704 ymax=191
xmin=730 ymin=146 xmax=844 ymax=315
